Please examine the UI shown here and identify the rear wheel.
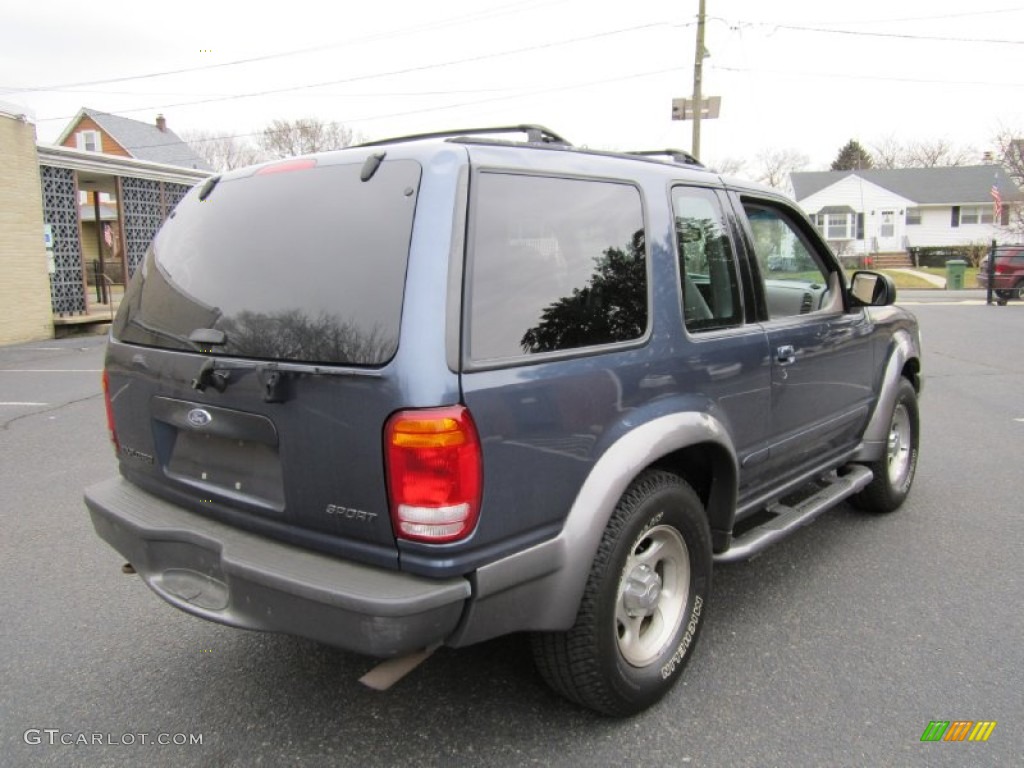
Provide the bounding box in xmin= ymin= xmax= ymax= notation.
xmin=853 ymin=377 xmax=919 ymax=513
xmin=995 ymin=281 xmax=1024 ymax=301
xmin=531 ymin=470 xmax=711 ymax=716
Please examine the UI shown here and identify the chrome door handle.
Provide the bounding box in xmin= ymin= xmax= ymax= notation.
xmin=776 ymin=345 xmax=796 ymax=365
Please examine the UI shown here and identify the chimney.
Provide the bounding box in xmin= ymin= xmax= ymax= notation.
xmin=156 ymin=114 xmax=167 ymax=132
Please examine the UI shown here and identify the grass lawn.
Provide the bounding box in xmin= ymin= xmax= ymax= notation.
xmin=877 ymin=267 xmax=980 ymax=290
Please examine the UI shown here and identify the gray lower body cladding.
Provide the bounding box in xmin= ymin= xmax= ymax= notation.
xmin=84 ymin=477 xmax=470 ymax=657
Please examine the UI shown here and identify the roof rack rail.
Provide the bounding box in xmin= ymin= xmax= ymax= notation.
xmin=626 ymin=149 xmax=703 ymax=168
xmin=357 ymin=124 xmax=571 ymax=148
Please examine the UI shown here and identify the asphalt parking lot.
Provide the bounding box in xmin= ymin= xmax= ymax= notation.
xmin=1 ymin=293 xmax=1021 ymax=767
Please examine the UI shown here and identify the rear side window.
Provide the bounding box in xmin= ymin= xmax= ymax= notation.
xmin=113 ymin=159 xmax=420 ymax=366
xmin=467 ymin=173 xmax=647 ymax=361
xmin=672 ymin=186 xmax=743 ymax=332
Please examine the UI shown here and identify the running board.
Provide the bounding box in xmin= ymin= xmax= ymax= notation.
xmin=714 ymin=465 xmax=873 ymax=563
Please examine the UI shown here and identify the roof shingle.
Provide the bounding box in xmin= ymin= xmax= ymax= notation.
xmin=791 ymin=165 xmax=1022 ymax=205
xmin=64 ymin=108 xmax=212 ymax=171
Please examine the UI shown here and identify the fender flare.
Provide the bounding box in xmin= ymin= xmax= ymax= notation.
xmin=853 ymin=329 xmax=920 ymax=462
xmin=449 ymin=411 xmax=737 ymax=646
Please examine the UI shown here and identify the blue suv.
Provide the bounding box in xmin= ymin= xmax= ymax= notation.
xmin=86 ymin=126 xmax=922 ymax=716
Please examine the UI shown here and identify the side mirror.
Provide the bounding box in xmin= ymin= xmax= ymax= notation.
xmin=850 ymin=271 xmax=896 ymax=307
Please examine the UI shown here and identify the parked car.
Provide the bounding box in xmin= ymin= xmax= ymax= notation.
xmin=977 ymin=245 xmax=1024 ymax=300
xmin=85 ymin=125 xmax=922 ymax=716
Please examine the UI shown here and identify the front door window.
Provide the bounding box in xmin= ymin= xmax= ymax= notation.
xmin=880 ymin=210 xmax=895 ymax=238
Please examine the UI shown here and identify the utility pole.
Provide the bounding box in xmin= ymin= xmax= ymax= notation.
xmin=692 ymin=0 xmax=707 ymax=160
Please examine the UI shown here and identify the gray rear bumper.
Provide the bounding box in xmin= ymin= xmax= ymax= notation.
xmin=84 ymin=477 xmax=471 ymax=658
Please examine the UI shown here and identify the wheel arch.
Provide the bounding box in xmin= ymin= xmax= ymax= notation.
xmin=449 ymin=412 xmax=736 ymax=647
xmin=651 ymin=441 xmax=738 ymax=552
xmin=853 ymin=328 xmax=921 ymax=463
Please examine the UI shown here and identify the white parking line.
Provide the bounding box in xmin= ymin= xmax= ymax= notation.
xmin=0 ymin=402 xmax=49 ymax=406
xmin=898 ymin=301 xmax=1024 ymax=307
xmin=0 ymin=369 xmax=102 ymax=373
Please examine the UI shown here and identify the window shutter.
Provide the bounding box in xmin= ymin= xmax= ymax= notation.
xmin=856 ymin=213 xmax=864 ymax=240
xmin=950 ymin=206 xmax=960 ymax=228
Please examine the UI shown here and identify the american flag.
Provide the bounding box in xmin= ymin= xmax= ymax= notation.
xmin=991 ymin=184 xmax=1003 ymax=221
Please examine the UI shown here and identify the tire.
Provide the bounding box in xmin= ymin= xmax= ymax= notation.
xmin=995 ymin=281 xmax=1024 ymax=301
xmin=852 ymin=377 xmax=919 ymax=513
xmin=531 ymin=470 xmax=712 ymax=717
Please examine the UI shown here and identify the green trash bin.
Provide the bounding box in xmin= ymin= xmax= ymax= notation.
xmin=946 ymin=259 xmax=967 ymax=290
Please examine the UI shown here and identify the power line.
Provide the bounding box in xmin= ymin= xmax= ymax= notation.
xmin=797 ymin=7 xmax=1024 ymax=25
xmin=119 ymin=66 xmax=684 ymax=153
xmin=763 ymin=23 xmax=1022 ymax=45
xmin=35 ymin=23 xmax=668 ymax=124
xmin=712 ymin=64 xmax=1023 ymax=88
xmin=4 ymin=0 xmax=565 ymax=94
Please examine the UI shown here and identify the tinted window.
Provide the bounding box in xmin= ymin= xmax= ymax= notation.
xmin=672 ymin=187 xmax=742 ymax=331
xmin=113 ymin=159 xmax=420 ymax=365
xmin=468 ymin=173 xmax=647 ymax=361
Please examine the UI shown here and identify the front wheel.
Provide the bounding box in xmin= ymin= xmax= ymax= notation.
xmin=852 ymin=377 xmax=920 ymax=513
xmin=531 ymin=470 xmax=712 ymax=716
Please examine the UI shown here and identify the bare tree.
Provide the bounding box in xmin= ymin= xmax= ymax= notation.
xmin=993 ymin=125 xmax=1024 ymax=236
xmin=258 ymin=118 xmax=356 ymax=159
xmin=707 ymin=156 xmax=747 ymax=176
xmin=994 ymin=127 xmax=1024 ymax=186
xmin=871 ymin=135 xmax=905 ymax=169
xmin=903 ymin=139 xmax=975 ymax=168
xmin=754 ymin=148 xmax=809 ymax=191
xmin=181 ymin=129 xmax=266 ymax=172
xmin=870 ymin=136 xmax=976 ymax=168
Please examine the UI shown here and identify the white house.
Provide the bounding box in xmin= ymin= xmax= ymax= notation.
xmin=790 ymin=165 xmax=1022 ymax=258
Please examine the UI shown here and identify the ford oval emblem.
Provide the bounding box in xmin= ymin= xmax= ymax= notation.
xmin=186 ymin=408 xmax=212 ymax=428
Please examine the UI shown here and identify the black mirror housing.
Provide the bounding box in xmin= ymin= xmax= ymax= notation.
xmin=850 ymin=270 xmax=897 ymax=307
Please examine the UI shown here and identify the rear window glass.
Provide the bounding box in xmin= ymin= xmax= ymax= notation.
xmin=112 ymin=159 xmax=420 ymax=366
xmin=467 ymin=173 xmax=647 ymax=361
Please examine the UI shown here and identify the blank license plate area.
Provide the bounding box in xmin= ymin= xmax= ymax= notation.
xmin=166 ymin=430 xmax=284 ymax=509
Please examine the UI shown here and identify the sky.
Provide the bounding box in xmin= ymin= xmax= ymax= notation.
xmin=2 ymin=0 xmax=1022 ymax=171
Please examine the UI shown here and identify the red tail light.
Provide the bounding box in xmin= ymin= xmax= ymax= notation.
xmin=102 ymin=370 xmax=120 ymax=453
xmin=995 ymin=263 xmax=1010 ymax=274
xmin=385 ymin=406 xmax=482 ymax=543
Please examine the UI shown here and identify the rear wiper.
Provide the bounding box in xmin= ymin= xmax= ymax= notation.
xmin=191 ymin=358 xmax=231 ymax=393
xmin=128 ymin=317 xmax=205 ymax=352
xmin=188 ymin=327 xmax=227 ymax=348
xmin=189 ymin=357 xmax=383 ymax=402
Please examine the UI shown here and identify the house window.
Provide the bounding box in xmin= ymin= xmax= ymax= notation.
xmin=827 ymin=213 xmax=852 ymax=240
xmin=906 ymin=208 xmax=922 ymax=225
xmin=957 ymin=205 xmax=994 ymax=225
xmin=76 ymin=130 xmax=102 ymax=152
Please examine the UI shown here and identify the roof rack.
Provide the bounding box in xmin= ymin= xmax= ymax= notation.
xmin=357 ymin=124 xmax=571 ymax=148
xmin=626 ymin=149 xmax=704 ymax=168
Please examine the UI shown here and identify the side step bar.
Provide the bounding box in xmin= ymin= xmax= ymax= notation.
xmin=714 ymin=465 xmax=874 ymax=563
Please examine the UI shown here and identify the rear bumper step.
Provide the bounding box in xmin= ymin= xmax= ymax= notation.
xmin=84 ymin=477 xmax=470 ymax=657
xmin=714 ymin=465 xmax=873 ymax=563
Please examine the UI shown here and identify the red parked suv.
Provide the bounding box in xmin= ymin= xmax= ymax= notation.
xmin=978 ymin=245 xmax=1024 ymax=300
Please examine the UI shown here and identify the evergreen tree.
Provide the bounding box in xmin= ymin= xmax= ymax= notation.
xmin=831 ymin=140 xmax=874 ymax=171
